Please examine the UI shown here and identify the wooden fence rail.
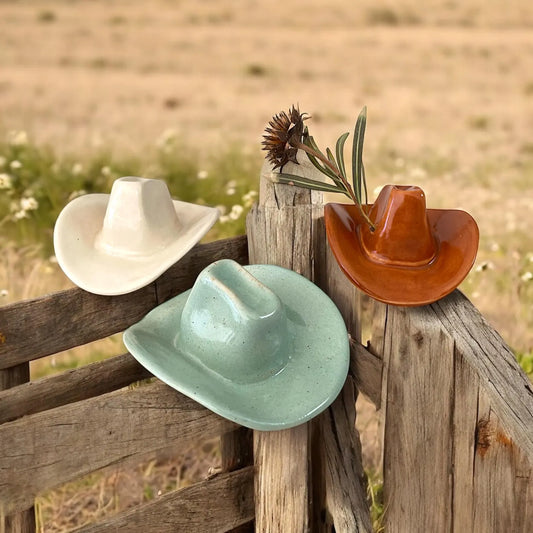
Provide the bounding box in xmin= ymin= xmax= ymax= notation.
xmin=0 ymin=236 xmax=251 ymax=533
xmin=1 ymin=173 xmax=533 ymax=532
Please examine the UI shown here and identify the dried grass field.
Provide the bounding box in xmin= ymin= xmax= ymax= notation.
xmin=1 ymin=0 xmax=533 ymax=530
xmin=2 ymin=0 xmax=532 ymax=347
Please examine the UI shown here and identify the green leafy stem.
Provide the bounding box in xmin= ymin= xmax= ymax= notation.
xmin=270 ymin=106 xmax=375 ymax=231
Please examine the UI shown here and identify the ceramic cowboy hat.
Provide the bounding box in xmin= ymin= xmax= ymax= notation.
xmin=123 ymin=259 xmax=350 ymax=431
xmin=53 ymin=176 xmax=219 ymax=295
xmin=324 ymin=185 xmax=479 ymax=306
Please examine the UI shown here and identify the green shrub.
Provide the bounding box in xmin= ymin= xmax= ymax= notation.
xmin=0 ymin=130 xmax=261 ymax=256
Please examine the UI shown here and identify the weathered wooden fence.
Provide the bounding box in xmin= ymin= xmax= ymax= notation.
xmin=1 ymin=168 xmax=532 ymax=532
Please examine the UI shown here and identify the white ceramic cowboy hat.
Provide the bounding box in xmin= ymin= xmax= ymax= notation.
xmin=123 ymin=259 xmax=350 ymax=431
xmin=53 ymin=176 xmax=220 ymax=295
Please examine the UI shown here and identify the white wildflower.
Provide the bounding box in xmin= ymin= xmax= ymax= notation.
xmin=13 ymin=209 xmax=28 ymax=220
xmin=0 ymin=289 xmax=8 ymax=298
xmin=219 ymin=215 xmax=229 ymax=224
xmin=8 ymin=130 xmax=28 ymax=147
xmin=242 ymin=190 xmax=257 ymax=207
xmin=521 ymin=271 xmax=533 ymax=282
xmin=68 ymin=190 xmax=87 ymax=201
xmin=197 ymin=170 xmax=208 ymax=180
xmin=409 ymin=167 xmax=427 ymax=179
xmin=489 ymin=242 xmax=500 ymax=252
xmin=10 ymin=160 xmax=22 ymax=170
xmin=226 ymin=180 xmax=237 ymax=195
xmin=156 ymin=128 xmax=178 ymax=149
xmin=0 ymin=173 xmax=12 ymax=189
xmin=229 ymin=204 xmax=244 ymax=220
xmin=215 ymin=204 xmax=227 ymax=215
xmin=20 ymin=197 xmax=38 ymax=211
xmin=72 ymin=163 xmax=83 ymax=175
xmin=101 ymin=166 xmax=112 ymax=177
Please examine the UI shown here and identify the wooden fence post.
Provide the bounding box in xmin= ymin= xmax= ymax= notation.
xmin=246 ymin=160 xmax=371 ymax=532
xmin=372 ymin=292 xmax=533 ymax=531
xmin=1 ymin=363 xmax=35 ymax=533
xmin=220 ymin=428 xmax=254 ymax=533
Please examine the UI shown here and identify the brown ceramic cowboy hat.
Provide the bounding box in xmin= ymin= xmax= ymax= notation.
xmin=324 ymin=185 xmax=479 ymax=306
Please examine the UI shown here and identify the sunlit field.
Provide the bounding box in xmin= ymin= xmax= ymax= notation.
xmin=1 ymin=0 xmax=532 ymax=530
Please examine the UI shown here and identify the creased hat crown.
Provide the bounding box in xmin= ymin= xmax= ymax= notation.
xmin=360 ymin=185 xmax=438 ymax=267
xmin=178 ymin=260 xmax=289 ymax=383
xmin=95 ymin=177 xmax=181 ymax=256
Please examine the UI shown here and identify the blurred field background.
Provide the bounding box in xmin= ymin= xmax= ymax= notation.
xmin=1 ymin=0 xmax=532 ymax=530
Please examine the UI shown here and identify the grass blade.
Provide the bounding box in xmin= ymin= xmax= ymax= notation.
xmin=351 ymin=106 xmax=367 ymax=204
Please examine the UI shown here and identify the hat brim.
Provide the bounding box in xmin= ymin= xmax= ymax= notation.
xmin=325 ymin=203 xmax=479 ymax=306
xmin=123 ymin=264 xmax=349 ymax=431
xmin=53 ymin=194 xmax=219 ymax=295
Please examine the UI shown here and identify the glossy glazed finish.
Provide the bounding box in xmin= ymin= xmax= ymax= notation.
xmin=324 ymin=185 xmax=479 ymax=306
xmin=123 ymin=259 xmax=350 ymax=431
xmin=96 ymin=177 xmax=181 ymax=256
xmin=179 ymin=260 xmax=289 ymax=383
xmin=53 ymin=176 xmax=219 ymax=295
xmin=361 ymin=185 xmax=437 ymax=267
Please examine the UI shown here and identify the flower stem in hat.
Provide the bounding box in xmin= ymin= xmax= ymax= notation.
xmin=262 ymin=105 xmax=375 ymax=231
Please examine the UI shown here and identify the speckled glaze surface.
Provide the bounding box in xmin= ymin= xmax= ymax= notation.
xmin=123 ymin=259 xmax=349 ymax=431
xmin=54 ymin=177 xmax=219 ymax=295
xmin=324 ymin=185 xmax=479 ymax=306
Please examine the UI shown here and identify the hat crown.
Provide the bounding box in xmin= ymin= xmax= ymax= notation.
xmin=178 ymin=260 xmax=289 ymax=384
xmin=95 ymin=177 xmax=180 ymax=256
xmin=360 ymin=185 xmax=438 ymax=267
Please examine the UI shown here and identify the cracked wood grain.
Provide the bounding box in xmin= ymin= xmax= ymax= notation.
xmin=247 ymin=160 xmax=371 ymax=532
xmin=0 ymin=381 xmax=238 ymax=515
xmin=1 ymin=361 xmax=35 ymax=532
xmin=0 ymin=353 xmax=151 ymax=424
xmin=72 ymin=467 xmax=255 ymax=533
xmin=0 ymin=236 xmax=248 ymax=369
xmin=370 ymin=292 xmax=533 ymax=532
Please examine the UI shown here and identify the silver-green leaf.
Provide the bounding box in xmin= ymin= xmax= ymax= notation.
xmin=335 ymin=132 xmax=350 ymax=180
xmin=351 ymin=106 xmax=367 ymax=204
xmin=271 ymin=172 xmax=350 ymax=196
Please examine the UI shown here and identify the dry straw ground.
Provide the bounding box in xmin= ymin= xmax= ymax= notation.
xmin=1 ymin=0 xmax=533 ymax=347
xmin=1 ymin=0 xmax=533 ymax=530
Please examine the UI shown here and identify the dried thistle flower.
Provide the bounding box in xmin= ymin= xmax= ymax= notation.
xmin=262 ymin=105 xmax=375 ymax=231
xmin=262 ymin=105 xmax=309 ymax=171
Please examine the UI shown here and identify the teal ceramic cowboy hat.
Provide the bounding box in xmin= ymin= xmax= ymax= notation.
xmin=123 ymin=259 xmax=349 ymax=431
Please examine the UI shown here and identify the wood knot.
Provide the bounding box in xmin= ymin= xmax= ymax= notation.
xmin=0 ymin=332 xmax=5 ymax=344
xmin=475 ymin=418 xmax=493 ymax=457
xmin=475 ymin=418 xmax=513 ymax=457
xmin=412 ymin=330 xmax=424 ymax=348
